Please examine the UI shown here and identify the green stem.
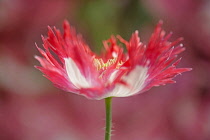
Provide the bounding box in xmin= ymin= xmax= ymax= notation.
xmin=105 ymin=97 xmax=112 ymax=140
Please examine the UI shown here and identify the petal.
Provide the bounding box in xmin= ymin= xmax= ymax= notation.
xmin=98 ymin=66 xmax=148 ymax=99
xmin=35 ymin=56 xmax=77 ymax=92
xmin=65 ymin=58 xmax=92 ymax=89
xmin=108 ymin=70 xmax=119 ymax=83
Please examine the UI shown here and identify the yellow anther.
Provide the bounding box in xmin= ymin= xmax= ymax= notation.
xmin=94 ymin=58 xmax=124 ymax=70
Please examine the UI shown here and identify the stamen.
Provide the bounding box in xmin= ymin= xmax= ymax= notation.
xmin=94 ymin=58 xmax=124 ymax=70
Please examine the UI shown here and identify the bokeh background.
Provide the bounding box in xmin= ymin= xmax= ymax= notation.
xmin=0 ymin=0 xmax=210 ymax=140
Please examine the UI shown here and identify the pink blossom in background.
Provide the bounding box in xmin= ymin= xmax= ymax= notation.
xmin=0 ymin=0 xmax=72 ymax=61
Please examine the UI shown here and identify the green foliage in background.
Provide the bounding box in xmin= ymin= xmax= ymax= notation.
xmin=76 ymin=0 xmax=152 ymax=53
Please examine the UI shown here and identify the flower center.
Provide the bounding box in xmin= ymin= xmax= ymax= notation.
xmin=94 ymin=58 xmax=123 ymax=70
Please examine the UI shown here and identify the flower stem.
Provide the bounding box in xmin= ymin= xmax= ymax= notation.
xmin=105 ymin=97 xmax=112 ymax=140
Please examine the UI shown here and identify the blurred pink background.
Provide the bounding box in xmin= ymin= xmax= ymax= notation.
xmin=0 ymin=0 xmax=210 ymax=140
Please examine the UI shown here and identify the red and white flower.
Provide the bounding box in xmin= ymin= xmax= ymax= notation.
xmin=35 ymin=20 xmax=191 ymax=100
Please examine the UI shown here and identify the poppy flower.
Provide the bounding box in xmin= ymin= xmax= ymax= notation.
xmin=35 ymin=20 xmax=191 ymax=100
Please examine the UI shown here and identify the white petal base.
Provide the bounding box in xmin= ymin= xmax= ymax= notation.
xmin=65 ymin=58 xmax=91 ymax=89
xmin=99 ymin=66 xmax=148 ymax=99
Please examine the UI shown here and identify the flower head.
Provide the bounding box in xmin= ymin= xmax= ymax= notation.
xmin=35 ymin=20 xmax=191 ymax=100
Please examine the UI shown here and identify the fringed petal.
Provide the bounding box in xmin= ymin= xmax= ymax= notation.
xmin=35 ymin=20 xmax=191 ymax=100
